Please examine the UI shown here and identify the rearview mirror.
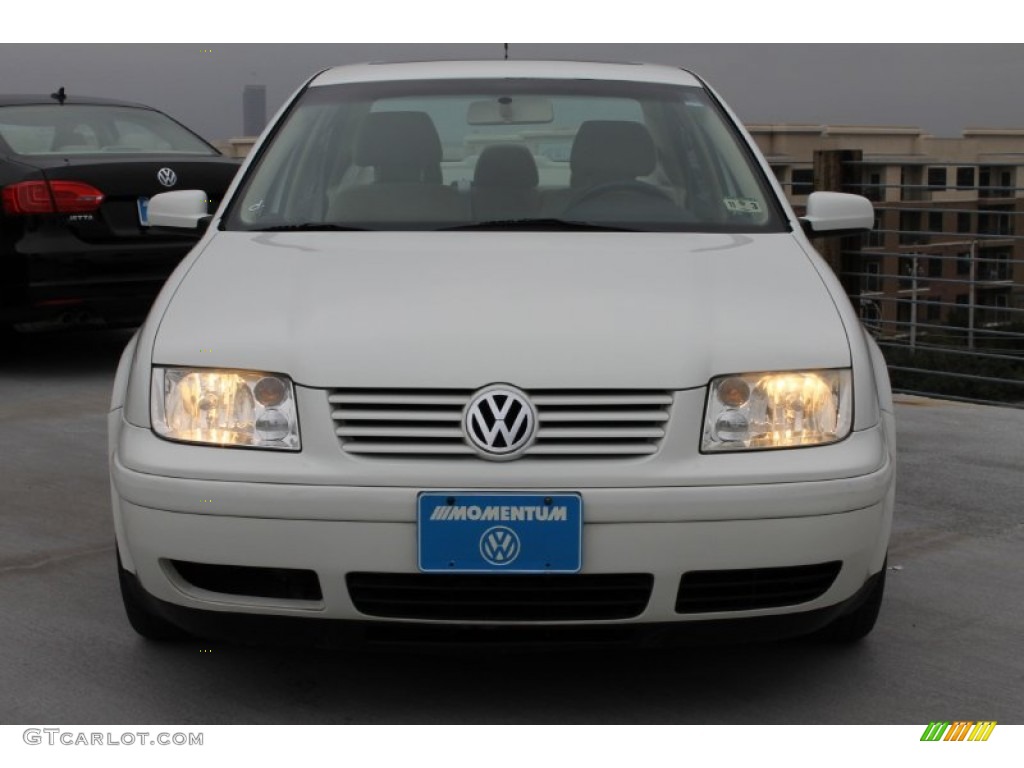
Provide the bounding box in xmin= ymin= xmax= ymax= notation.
xmin=467 ymin=97 xmax=554 ymax=125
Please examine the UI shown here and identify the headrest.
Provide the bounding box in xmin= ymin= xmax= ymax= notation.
xmin=570 ymin=120 xmax=656 ymax=186
xmin=355 ymin=111 xmax=443 ymax=182
xmin=474 ymin=144 xmax=539 ymax=189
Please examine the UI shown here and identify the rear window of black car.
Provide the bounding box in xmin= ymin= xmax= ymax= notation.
xmin=0 ymin=105 xmax=216 ymax=156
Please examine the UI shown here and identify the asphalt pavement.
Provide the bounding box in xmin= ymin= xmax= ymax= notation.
xmin=1 ymin=330 xmax=1021 ymax=724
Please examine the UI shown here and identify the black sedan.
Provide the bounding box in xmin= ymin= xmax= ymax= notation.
xmin=0 ymin=92 xmax=239 ymax=340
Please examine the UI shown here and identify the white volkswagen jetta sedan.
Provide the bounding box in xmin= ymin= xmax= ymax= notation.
xmin=109 ymin=60 xmax=895 ymax=646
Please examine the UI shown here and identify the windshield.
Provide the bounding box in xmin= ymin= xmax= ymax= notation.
xmin=0 ymin=104 xmax=217 ymax=156
xmin=226 ymin=78 xmax=786 ymax=233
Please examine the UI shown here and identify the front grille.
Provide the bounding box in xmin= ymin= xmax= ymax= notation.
xmin=347 ymin=572 xmax=654 ymax=621
xmin=329 ymin=388 xmax=672 ymax=458
xmin=675 ymin=562 xmax=842 ymax=613
xmin=170 ymin=560 xmax=323 ymax=601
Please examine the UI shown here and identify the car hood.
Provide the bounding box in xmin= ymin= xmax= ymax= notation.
xmin=153 ymin=231 xmax=850 ymax=389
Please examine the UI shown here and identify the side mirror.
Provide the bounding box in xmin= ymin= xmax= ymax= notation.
xmin=145 ymin=190 xmax=211 ymax=231
xmin=800 ymin=192 xmax=873 ymax=237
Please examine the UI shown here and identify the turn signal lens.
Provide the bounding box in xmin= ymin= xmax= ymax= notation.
xmin=702 ymin=370 xmax=852 ymax=452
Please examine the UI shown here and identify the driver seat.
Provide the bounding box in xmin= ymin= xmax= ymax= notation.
xmin=542 ymin=120 xmax=658 ymax=216
xmin=570 ymin=120 xmax=657 ymax=189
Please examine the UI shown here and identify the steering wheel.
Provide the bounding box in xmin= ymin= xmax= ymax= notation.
xmin=564 ymin=180 xmax=676 ymax=215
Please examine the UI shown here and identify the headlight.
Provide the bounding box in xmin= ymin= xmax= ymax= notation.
xmin=151 ymin=367 xmax=300 ymax=450
xmin=702 ymin=369 xmax=852 ymax=452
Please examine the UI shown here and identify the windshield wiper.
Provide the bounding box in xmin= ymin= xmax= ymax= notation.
xmin=437 ymin=218 xmax=642 ymax=232
xmin=246 ymin=223 xmax=370 ymax=232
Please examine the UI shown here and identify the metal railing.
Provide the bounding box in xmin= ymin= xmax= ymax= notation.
xmin=831 ymin=167 xmax=1024 ymax=407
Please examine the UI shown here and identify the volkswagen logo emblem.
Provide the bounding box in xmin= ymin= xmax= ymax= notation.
xmin=156 ymin=167 xmax=178 ymax=187
xmin=464 ymin=385 xmax=536 ymax=459
xmin=480 ymin=526 xmax=521 ymax=566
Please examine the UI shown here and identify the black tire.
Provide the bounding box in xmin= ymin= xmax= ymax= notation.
xmin=117 ymin=551 xmax=190 ymax=641
xmin=814 ymin=561 xmax=886 ymax=643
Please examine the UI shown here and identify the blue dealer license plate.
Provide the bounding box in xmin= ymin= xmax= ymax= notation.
xmin=418 ymin=493 xmax=582 ymax=573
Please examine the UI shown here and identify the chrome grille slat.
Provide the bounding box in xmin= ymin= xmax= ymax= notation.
xmin=330 ymin=408 xmax=463 ymax=422
xmin=540 ymin=410 xmax=670 ymax=422
xmin=335 ymin=426 xmax=465 ymax=438
xmin=343 ymin=443 xmax=475 ymax=455
xmin=537 ymin=427 xmax=665 ymax=439
xmin=329 ymin=388 xmax=673 ymax=459
xmin=528 ymin=443 xmax=659 ymax=456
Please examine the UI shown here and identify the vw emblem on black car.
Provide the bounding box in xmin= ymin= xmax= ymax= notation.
xmin=157 ymin=167 xmax=178 ymax=187
xmin=479 ymin=526 xmax=521 ymax=566
xmin=464 ymin=386 xmax=536 ymax=459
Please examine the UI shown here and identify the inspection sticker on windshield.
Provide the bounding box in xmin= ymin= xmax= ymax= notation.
xmin=417 ymin=492 xmax=582 ymax=573
xmin=723 ymin=197 xmax=763 ymax=214
xmin=137 ymin=197 xmax=150 ymax=226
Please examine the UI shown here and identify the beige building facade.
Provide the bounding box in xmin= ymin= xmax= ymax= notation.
xmin=749 ymin=124 xmax=1024 ymax=337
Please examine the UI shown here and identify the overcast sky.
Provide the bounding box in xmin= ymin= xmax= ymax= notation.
xmin=1 ymin=43 xmax=1022 ymax=142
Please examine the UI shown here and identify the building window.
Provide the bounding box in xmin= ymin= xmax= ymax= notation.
xmin=957 ymin=212 xmax=972 ymax=233
xmin=864 ymin=170 xmax=883 ymax=202
xmin=927 ymin=256 xmax=944 ymax=278
xmin=897 ymin=299 xmax=911 ymax=326
xmin=928 ymin=211 xmax=943 ymax=233
xmin=899 ymin=210 xmax=923 ymax=244
xmin=866 ymin=211 xmax=885 ymax=248
xmin=928 ymin=167 xmax=947 ymax=188
xmin=864 ymin=261 xmax=882 ymax=293
xmin=956 ymin=167 xmax=975 ymax=190
xmin=956 ymin=252 xmax=971 ymax=276
xmin=1000 ymin=170 xmax=1013 ymax=197
xmin=926 ymin=299 xmax=942 ymax=322
xmin=791 ymin=169 xmax=814 ymax=196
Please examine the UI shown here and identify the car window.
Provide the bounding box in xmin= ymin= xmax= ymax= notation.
xmin=0 ymin=105 xmax=216 ymax=155
xmin=227 ymin=79 xmax=785 ymax=233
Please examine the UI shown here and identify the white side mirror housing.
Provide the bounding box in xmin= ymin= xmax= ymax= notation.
xmin=146 ymin=190 xmax=210 ymax=230
xmin=800 ymin=191 xmax=874 ymax=236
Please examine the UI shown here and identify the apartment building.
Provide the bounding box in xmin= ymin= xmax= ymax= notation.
xmin=750 ymin=124 xmax=1024 ymax=338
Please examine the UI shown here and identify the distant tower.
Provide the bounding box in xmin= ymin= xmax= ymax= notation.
xmin=242 ymin=85 xmax=267 ymax=137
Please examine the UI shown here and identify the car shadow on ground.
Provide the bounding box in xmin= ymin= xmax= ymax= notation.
xmin=2 ymin=328 xmax=135 ymax=377
xmin=118 ymin=632 xmax=883 ymax=724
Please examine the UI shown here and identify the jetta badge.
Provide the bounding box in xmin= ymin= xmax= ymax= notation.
xmin=156 ymin=167 xmax=178 ymax=187
xmin=479 ymin=526 xmax=521 ymax=566
xmin=464 ymin=386 xmax=536 ymax=459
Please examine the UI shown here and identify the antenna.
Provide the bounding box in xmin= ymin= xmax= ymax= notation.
xmin=50 ymin=86 xmax=67 ymax=105
xmin=504 ymin=43 xmax=509 ymax=61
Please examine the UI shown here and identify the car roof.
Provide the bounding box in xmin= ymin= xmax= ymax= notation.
xmin=310 ymin=60 xmax=703 ymax=88
xmin=0 ymin=94 xmax=155 ymax=109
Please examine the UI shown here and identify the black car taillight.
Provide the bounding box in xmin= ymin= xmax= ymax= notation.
xmin=1 ymin=180 xmax=104 ymax=215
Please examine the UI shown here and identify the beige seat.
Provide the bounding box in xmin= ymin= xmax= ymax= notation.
xmin=471 ymin=144 xmax=541 ymax=221
xmin=328 ymin=111 xmax=468 ymax=225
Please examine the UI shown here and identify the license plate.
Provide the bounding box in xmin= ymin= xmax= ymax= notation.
xmin=418 ymin=493 xmax=582 ymax=573
xmin=137 ymin=197 xmax=150 ymax=226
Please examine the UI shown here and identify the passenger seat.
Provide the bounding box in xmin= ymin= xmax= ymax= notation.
xmin=328 ymin=111 xmax=468 ymax=225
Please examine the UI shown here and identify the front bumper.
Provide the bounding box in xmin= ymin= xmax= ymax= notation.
xmin=111 ymin=417 xmax=894 ymax=633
